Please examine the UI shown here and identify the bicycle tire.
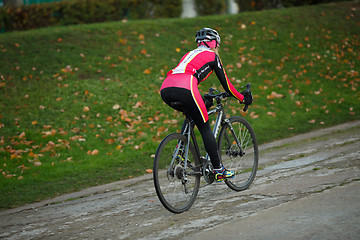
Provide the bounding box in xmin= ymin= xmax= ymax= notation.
xmin=153 ymin=133 xmax=201 ymax=213
xmin=218 ymin=116 xmax=258 ymax=191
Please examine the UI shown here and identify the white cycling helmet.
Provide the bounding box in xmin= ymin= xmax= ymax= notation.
xmin=195 ymin=28 xmax=221 ymax=46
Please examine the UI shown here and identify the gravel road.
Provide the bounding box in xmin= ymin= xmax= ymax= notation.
xmin=1 ymin=120 xmax=359 ymax=240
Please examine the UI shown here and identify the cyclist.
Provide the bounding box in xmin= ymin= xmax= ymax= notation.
xmin=160 ymin=27 xmax=252 ymax=182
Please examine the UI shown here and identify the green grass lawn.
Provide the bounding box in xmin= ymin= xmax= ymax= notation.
xmin=0 ymin=1 xmax=359 ymax=209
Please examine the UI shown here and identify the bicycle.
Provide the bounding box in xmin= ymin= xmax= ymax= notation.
xmin=153 ymin=83 xmax=258 ymax=213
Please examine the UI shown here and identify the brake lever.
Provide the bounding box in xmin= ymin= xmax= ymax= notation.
xmin=243 ymin=104 xmax=249 ymax=112
xmin=242 ymin=83 xmax=252 ymax=112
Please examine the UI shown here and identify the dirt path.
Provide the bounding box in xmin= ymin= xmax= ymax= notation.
xmin=1 ymin=120 xmax=359 ymax=240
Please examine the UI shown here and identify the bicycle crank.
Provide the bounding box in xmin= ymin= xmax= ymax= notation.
xmin=203 ymin=161 xmax=215 ymax=184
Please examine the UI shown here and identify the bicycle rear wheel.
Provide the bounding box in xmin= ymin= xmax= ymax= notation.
xmin=153 ymin=133 xmax=201 ymax=213
xmin=218 ymin=116 xmax=258 ymax=191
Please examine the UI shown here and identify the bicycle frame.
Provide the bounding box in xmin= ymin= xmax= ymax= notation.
xmin=153 ymin=84 xmax=257 ymax=213
xmin=178 ymin=98 xmax=244 ymax=173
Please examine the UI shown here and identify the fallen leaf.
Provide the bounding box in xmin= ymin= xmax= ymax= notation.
xmin=145 ymin=169 xmax=153 ymax=173
xmin=250 ymin=112 xmax=259 ymax=119
xmin=267 ymin=112 xmax=276 ymax=117
xmin=267 ymin=91 xmax=284 ymax=99
xmin=91 ymin=149 xmax=99 ymax=155
xmin=133 ymin=101 xmax=143 ymax=109
xmin=19 ymin=132 xmax=26 ymax=139
xmin=33 ymin=161 xmax=42 ymax=166
xmin=106 ymin=139 xmax=115 ymax=144
xmin=295 ymin=101 xmax=303 ymax=107
xmin=113 ymin=104 xmax=120 ymax=110
xmin=143 ymin=69 xmax=151 ymax=74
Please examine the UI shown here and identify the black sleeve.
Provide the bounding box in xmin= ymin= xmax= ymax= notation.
xmin=211 ymin=54 xmax=243 ymax=101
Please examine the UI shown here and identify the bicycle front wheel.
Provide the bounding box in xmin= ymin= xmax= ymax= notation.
xmin=218 ymin=116 xmax=258 ymax=191
xmin=153 ymin=133 xmax=201 ymax=213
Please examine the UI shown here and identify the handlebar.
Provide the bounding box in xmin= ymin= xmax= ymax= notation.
xmin=203 ymin=88 xmax=229 ymax=100
xmin=203 ymin=83 xmax=252 ymax=112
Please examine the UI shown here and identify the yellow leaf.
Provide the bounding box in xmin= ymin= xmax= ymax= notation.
xmin=145 ymin=169 xmax=153 ymax=173
xmin=143 ymin=69 xmax=151 ymax=74
xmin=32 ymin=120 xmax=38 ymax=125
xmin=83 ymin=106 xmax=90 ymax=112
xmin=175 ymin=48 xmax=181 ymax=52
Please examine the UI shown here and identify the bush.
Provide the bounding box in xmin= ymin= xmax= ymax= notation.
xmin=236 ymin=0 xmax=348 ymax=12
xmin=194 ymin=0 xmax=226 ymax=15
xmin=0 ymin=0 xmax=182 ymax=32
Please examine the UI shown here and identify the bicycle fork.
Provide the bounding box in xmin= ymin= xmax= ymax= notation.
xmin=223 ymin=119 xmax=245 ymax=157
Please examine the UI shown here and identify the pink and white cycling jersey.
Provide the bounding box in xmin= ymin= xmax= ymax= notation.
xmin=161 ymin=46 xmax=244 ymax=102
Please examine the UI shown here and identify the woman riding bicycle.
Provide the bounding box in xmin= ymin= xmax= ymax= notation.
xmin=160 ymin=27 xmax=252 ymax=182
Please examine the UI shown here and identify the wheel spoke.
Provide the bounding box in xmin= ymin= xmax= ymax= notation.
xmin=153 ymin=133 xmax=200 ymax=213
xmin=218 ymin=116 xmax=258 ymax=191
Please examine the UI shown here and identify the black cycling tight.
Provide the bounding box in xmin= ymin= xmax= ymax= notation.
xmin=161 ymin=87 xmax=221 ymax=169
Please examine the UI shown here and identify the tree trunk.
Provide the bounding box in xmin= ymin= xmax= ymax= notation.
xmin=181 ymin=0 xmax=197 ymax=18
